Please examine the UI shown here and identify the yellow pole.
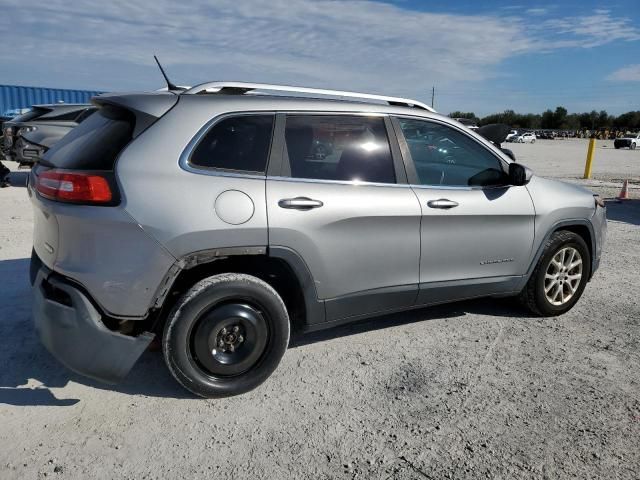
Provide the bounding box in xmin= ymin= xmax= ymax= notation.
xmin=583 ymin=138 xmax=596 ymax=179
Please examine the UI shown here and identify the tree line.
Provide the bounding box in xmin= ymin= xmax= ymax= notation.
xmin=449 ymin=108 xmax=640 ymax=131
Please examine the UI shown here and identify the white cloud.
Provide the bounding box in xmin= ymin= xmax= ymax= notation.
xmin=539 ymin=10 xmax=640 ymax=48
xmin=526 ymin=8 xmax=548 ymax=16
xmin=607 ymin=64 xmax=640 ymax=82
xmin=0 ymin=0 xmax=532 ymax=96
xmin=0 ymin=1 xmax=638 ymax=113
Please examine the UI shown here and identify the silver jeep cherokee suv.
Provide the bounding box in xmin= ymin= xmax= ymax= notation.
xmin=29 ymin=82 xmax=607 ymax=398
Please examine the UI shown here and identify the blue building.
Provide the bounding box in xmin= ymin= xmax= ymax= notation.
xmin=0 ymin=84 xmax=104 ymax=117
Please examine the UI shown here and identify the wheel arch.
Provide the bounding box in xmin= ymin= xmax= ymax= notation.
xmin=557 ymin=224 xmax=593 ymax=269
xmin=149 ymin=247 xmax=325 ymax=335
xmin=526 ymin=220 xmax=596 ymax=283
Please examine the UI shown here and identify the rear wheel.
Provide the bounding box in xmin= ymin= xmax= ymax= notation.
xmin=631 ymin=143 xmax=636 ymax=150
xmin=519 ymin=231 xmax=590 ymax=316
xmin=163 ymin=273 xmax=290 ymax=398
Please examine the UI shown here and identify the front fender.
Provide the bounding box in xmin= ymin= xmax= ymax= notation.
xmin=524 ymin=176 xmax=602 ymax=283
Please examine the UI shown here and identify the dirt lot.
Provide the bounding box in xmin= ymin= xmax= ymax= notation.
xmin=508 ymin=138 xmax=640 ymax=181
xmin=0 ymin=140 xmax=639 ymax=479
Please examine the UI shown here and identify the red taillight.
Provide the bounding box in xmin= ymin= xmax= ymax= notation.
xmin=36 ymin=170 xmax=113 ymax=204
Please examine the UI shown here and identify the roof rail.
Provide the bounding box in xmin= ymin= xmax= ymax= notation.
xmin=182 ymin=81 xmax=436 ymax=112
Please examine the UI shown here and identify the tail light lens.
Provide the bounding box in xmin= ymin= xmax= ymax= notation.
xmin=36 ymin=170 xmax=114 ymax=204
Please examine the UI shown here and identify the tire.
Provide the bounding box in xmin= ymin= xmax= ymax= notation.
xmin=631 ymin=143 xmax=636 ymax=150
xmin=518 ymin=231 xmax=591 ymax=317
xmin=531 ymin=139 xmax=535 ymax=144
xmin=163 ymin=273 xmax=290 ymax=398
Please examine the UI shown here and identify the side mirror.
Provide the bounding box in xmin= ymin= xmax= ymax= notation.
xmin=509 ymin=163 xmax=533 ymax=186
xmin=501 ymin=148 xmax=515 ymax=161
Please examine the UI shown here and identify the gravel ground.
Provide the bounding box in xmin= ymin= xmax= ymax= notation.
xmin=0 ymin=141 xmax=639 ymax=479
xmin=507 ymin=138 xmax=640 ymax=182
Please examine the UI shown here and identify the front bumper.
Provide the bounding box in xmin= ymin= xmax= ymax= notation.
xmin=591 ymin=204 xmax=607 ymax=275
xmin=32 ymin=266 xmax=154 ymax=384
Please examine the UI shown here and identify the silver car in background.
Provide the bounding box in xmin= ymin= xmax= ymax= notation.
xmin=29 ymin=83 xmax=606 ymax=397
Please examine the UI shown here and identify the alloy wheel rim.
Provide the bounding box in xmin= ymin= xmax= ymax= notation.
xmin=544 ymin=246 xmax=583 ymax=306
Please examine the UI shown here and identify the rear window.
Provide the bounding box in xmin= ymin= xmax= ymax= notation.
xmin=39 ymin=109 xmax=86 ymax=121
xmin=74 ymin=108 xmax=96 ymax=123
xmin=189 ymin=115 xmax=274 ymax=173
xmin=11 ymin=107 xmax=51 ymax=123
xmin=41 ymin=106 xmax=134 ymax=170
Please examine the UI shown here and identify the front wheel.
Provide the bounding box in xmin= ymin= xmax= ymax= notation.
xmin=518 ymin=231 xmax=591 ymax=316
xmin=163 ymin=273 xmax=290 ymax=398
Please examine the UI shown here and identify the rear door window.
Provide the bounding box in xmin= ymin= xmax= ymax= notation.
xmin=284 ymin=115 xmax=395 ymax=184
xmin=189 ymin=115 xmax=274 ymax=173
xmin=41 ymin=105 xmax=134 ymax=170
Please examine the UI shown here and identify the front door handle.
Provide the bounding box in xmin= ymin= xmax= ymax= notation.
xmin=427 ymin=198 xmax=459 ymax=209
xmin=278 ymin=197 xmax=324 ymax=210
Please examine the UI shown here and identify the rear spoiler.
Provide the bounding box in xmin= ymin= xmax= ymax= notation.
xmin=92 ymin=92 xmax=179 ymax=138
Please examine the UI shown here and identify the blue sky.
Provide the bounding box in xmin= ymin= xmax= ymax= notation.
xmin=2 ymin=0 xmax=639 ymax=116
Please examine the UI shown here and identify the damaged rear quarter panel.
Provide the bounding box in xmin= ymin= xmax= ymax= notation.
xmin=52 ymin=203 xmax=176 ymax=318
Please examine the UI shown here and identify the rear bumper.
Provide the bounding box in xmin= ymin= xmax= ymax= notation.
xmin=32 ymin=266 xmax=154 ymax=384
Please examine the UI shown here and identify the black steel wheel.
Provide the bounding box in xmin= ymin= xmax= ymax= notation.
xmin=163 ymin=273 xmax=290 ymax=398
xmin=191 ymin=302 xmax=269 ymax=377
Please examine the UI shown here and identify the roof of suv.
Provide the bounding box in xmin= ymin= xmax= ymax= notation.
xmin=182 ymin=81 xmax=436 ymax=112
xmin=95 ymin=90 xmax=446 ymax=124
xmin=95 ymin=81 xmax=440 ymax=120
xmin=178 ymin=93 xmax=441 ymax=117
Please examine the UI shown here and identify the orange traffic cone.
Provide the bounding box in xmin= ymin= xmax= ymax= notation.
xmin=617 ymin=180 xmax=630 ymax=201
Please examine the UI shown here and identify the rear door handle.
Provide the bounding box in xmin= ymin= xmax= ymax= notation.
xmin=278 ymin=197 xmax=324 ymax=210
xmin=427 ymin=198 xmax=459 ymax=209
